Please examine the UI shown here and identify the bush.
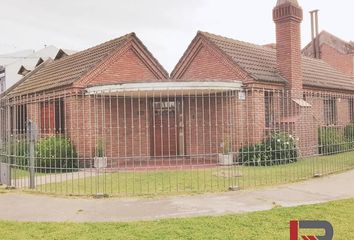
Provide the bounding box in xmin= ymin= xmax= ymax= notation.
xmin=238 ymin=132 xmax=298 ymax=166
xmin=36 ymin=136 xmax=78 ymax=172
xmin=238 ymin=143 xmax=269 ymax=166
xmin=318 ymin=127 xmax=347 ymax=155
xmin=264 ymin=132 xmax=298 ymax=165
xmin=344 ymin=124 xmax=354 ymax=142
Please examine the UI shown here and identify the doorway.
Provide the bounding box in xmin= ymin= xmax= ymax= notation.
xmin=151 ymin=99 xmax=183 ymax=157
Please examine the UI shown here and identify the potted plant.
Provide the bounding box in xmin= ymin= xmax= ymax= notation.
xmin=93 ymin=140 xmax=107 ymax=169
xmin=218 ymin=139 xmax=234 ymax=166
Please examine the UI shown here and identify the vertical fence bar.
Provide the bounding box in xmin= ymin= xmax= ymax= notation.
xmin=27 ymin=120 xmax=36 ymax=189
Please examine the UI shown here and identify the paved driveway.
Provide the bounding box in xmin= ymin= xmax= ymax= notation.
xmin=0 ymin=170 xmax=354 ymax=222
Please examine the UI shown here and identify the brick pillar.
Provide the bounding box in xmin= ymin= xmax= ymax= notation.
xmin=295 ymin=105 xmax=318 ymax=157
xmin=273 ymin=0 xmax=303 ymax=98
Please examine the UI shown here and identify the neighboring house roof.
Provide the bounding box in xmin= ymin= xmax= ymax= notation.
xmin=173 ymin=31 xmax=354 ymax=91
xmin=303 ymin=30 xmax=354 ymax=56
xmin=0 ymin=46 xmax=75 ymax=91
xmin=17 ymin=57 xmax=45 ymax=75
xmin=17 ymin=45 xmax=76 ymax=75
xmin=17 ymin=45 xmax=72 ymax=74
xmin=1 ymin=59 xmax=53 ymax=98
xmin=7 ymin=33 xmax=169 ymax=96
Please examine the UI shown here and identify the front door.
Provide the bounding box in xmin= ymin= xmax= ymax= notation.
xmin=151 ymin=99 xmax=178 ymax=157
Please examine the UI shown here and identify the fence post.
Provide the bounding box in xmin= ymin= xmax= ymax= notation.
xmin=27 ymin=120 xmax=37 ymax=189
xmin=6 ymin=103 xmax=12 ymax=187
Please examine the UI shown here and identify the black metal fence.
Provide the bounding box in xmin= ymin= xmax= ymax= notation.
xmin=1 ymin=88 xmax=354 ymax=197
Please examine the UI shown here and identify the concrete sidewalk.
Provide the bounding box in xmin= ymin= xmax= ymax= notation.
xmin=0 ymin=170 xmax=354 ymax=222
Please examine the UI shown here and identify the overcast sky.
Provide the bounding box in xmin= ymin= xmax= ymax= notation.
xmin=0 ymin=0 xmax=353 ymax=72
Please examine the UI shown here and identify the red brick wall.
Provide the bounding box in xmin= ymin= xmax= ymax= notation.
xmin=26 ymin=102 xmax=40 ymax=129
xmin=295 ymin=106 xmax=318 ymax=156
xmin=177 ymin=45 xmax=244 ymax=81
xmin=305 ymin=93 xmax=351 ymax=127
xmin=65 ymin=96 xmax=151 ymax=167
xmin=320 ymin=44 xmax=354 ymax=77
xmin=338 ymin=98 xmax=350 ymax=126
xmin=89 ymin=48 xmax=160 ymax=85
xmin=65 ymin=95 xmax=94 ymax=162
xmin=182 ymin=93 xmax=248 ymax=158
xmin=246 ymin=90 xmax=267 ymax=144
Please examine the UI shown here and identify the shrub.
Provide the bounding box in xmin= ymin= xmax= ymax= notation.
xmin=264 ymin=132 xmax=298 ymax=165
xmin=36 ymin=136 xmax=78 ymax=172
xmin=344 ymin=124 xmax=354 ymax=141
xmin=238 ymin=143 xmax=269 ymax=166
xmin=344 ymin=124 xmax=354 ymax=151
xmin=238 ymin=132 xmax=298 ymax=166
xmin=318 ymin=127 xmax=347 ymax=155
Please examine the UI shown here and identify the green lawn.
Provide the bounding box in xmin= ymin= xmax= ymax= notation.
xmin=0 ymin=188 xmax=7 ymax=194
xmin=36 ymin=151 xmax=354 ymax=197
xmin=0 ymin=198 xmax=353 ymax=239
xmin=11 ymin=168 xmax=46 ymax=179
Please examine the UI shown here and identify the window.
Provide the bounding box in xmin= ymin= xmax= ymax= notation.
xmin=264 ymin=92 xmax=274 ymax=128
xmin=40 ymin=99 xmax=65 ymax=134
xmin=10 ymin=105 xmax=27 ymax=134
xmin=324 ymin=97 xmax=337 ymax=125
xmin=350 ymin=99 xmax=354 ymax=123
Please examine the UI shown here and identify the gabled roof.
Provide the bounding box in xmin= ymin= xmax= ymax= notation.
xmin=200 ymin=31 xmax=286 ymax=84
xmin=54 ymin=49 xmax=69 ymax=60
xmin=303 ymin=30 xmax=354 ymax=56
xmin=7 ymin=33 xmax=169 ymax=96
xmin=173 ymin=31 xmax=354 ymax=91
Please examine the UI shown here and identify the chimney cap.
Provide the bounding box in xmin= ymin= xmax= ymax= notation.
xmin=276 ymin=0 xmax=299 ymax=6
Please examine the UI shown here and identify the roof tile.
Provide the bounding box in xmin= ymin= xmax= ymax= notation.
xmin=10 ymin=33 xmax=133 ymax=95
xmin=201 ymin=31 xmax=354 ymax=91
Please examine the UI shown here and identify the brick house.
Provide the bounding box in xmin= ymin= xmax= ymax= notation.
xmin=303 ymin=30 xmax=354 ymax=77
xmin=2 ymin=33 xmax=244 ymax=166
xmin=2 ymin=33 xmax=177 ymax=166
xmin=171 ymin=0 xmax=354 ymax=157
xmin=1 ymin=0 xmax=354 ymax=168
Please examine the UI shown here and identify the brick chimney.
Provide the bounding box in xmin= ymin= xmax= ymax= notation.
xmin=273 ymin=0 xmax=303 ymax=96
